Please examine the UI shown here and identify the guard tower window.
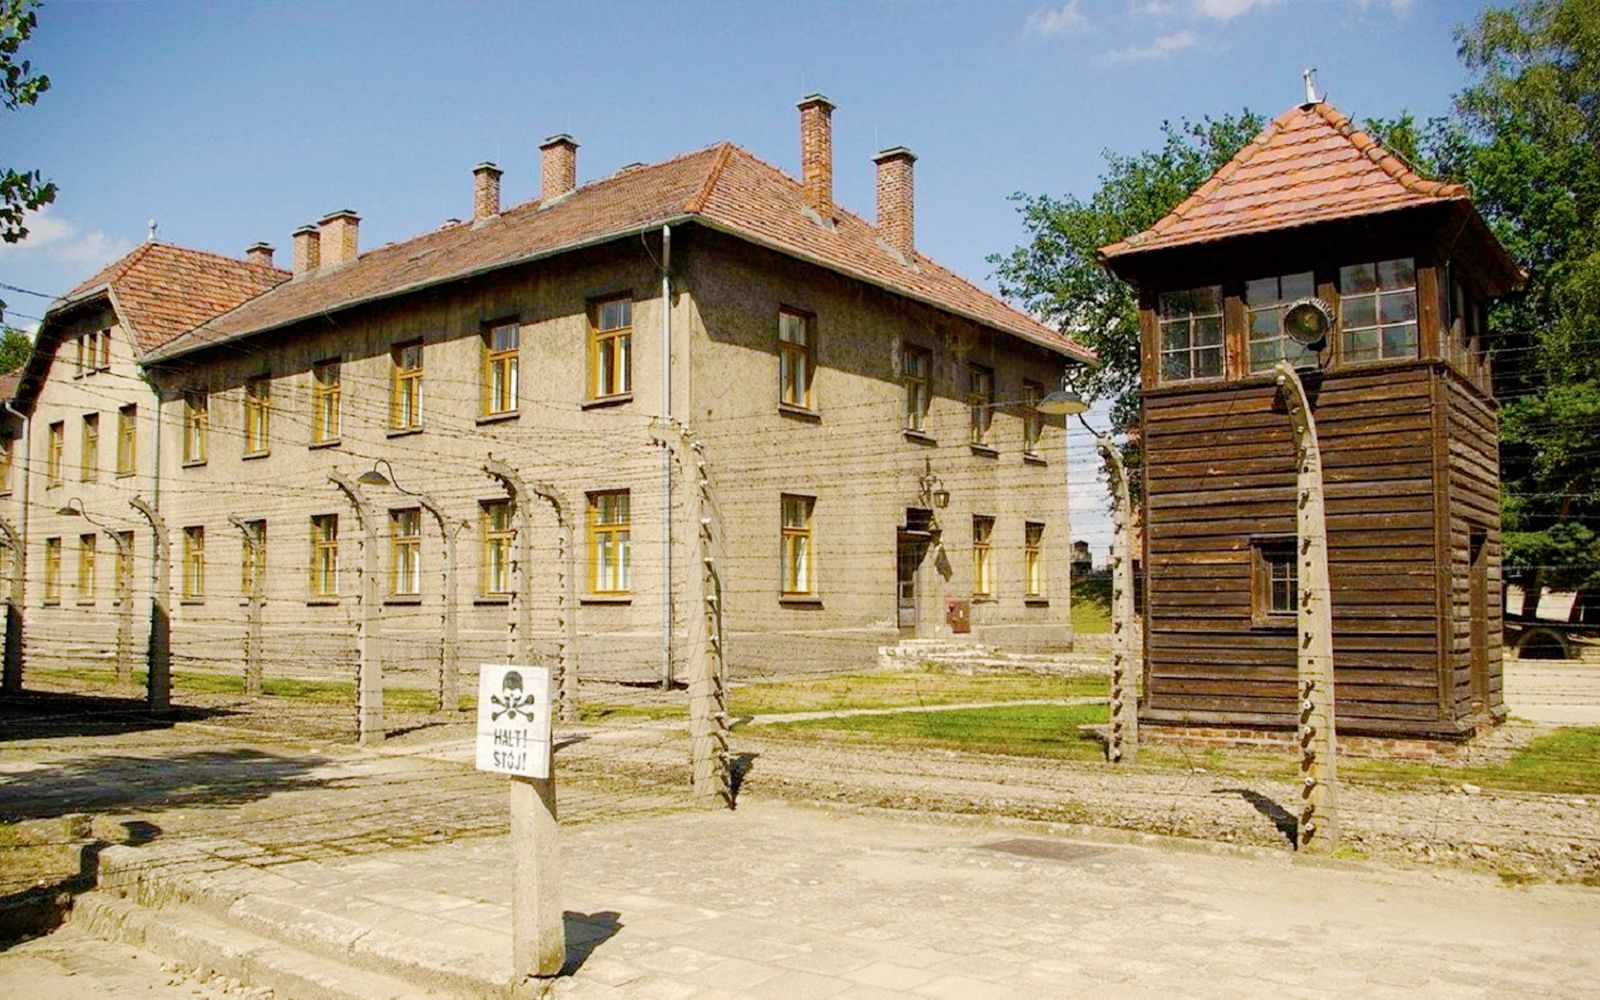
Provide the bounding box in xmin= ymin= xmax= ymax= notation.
xmin=1251 ymin=537 xmax=1298 ymax=624
xmin=1158 ymin=286 xmax=1224 ymax=383
xmin=1245 ymin=272 xmax=1316 ymax=371
xmin=1340 ymin=258 xmax=1417 ymax=362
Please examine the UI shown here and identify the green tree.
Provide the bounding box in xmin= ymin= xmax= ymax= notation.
xmin=0 ymin=0 xmax=54 ymax=245
xmin=1438 ymin=0 xmax=1600 ymax=593
xmin=989 ymin=111 xmax=1263 ymax=431
xmin=0 ymin=326 xmax=29 ymax=374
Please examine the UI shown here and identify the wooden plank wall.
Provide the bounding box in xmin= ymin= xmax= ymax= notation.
xmin=1443 ymin=371 xmax=1505 ymax=719
xmin=1141 ymin=365 xmax=1456 ymax=736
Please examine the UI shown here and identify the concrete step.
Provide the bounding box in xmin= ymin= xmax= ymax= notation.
xmin=70 ymin=890 xmax=444 ymax=1000
xmin=85 ymin=842 xmax=513 ymax=998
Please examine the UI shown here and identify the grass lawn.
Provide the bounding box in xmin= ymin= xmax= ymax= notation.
xmin=1342 ymin=727 xmax=1600 ymax=796
xmin=1071 ymin=576 xmax=1111 ymax=633
xmin=756 ymin=702 xmax=1111 ymax=761
xmin=729 ymin=670 xmax=1107 ymax=716
xmin=63 ymin=668 xmax=455 ymax=713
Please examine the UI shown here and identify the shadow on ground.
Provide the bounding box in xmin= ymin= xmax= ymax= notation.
xmin=562 ymin=910 xmax=623 ymax=975
xmin=0 ymin=690 xmax=236 ymax=742
xmin=0 ymin=820 xmax=161 ymax=946
xmin=1215 ymin=787 xmax=1298 ymax=848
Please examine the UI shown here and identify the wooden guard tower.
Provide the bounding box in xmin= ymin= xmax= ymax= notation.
xmin=1099 ymin=97 xmax=1525 ymax=741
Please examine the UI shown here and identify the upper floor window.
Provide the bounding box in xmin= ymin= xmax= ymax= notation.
xmin=781 ymin=494 xmax=815 ymax=596
xmin=778 ymin=308 xmax=814 ymax=410
xmin=390 ymin=507 xmax=422 ymax=597
xmin=1245 ymin=272 xmax=1317 ymax=372
xmin=483 ymin=323 xmax=519 ymax=415
xmin=312 ymin=359 xmax=341 ymax=443
xmin=968 ymin=364 xmax=994 ymax=447
xmin=116 ymin=404 xmax=137 ymax=476
xmin=972 ymin=515 xmax=995 ymax=597
xmin=80 ymin=413 xmax=98 ymax=481
xmin=310 ymin=514 xmax=339 ymax=598
xmin=902 ymin=343 xmax=930 ymax=433
xmin=1340 ymin=258 xmax=1416 ymax=363
xmin=1023 ymin=380 xmax=1045 ymax=455
xmin=75 ymin=334 xmax=86 ymax=377
xmin=98 ymin=329 xmax=111 ymax=370
xmin=46 ymin=421 xmax=63 ymax=486
xmin=588 ymin=490 xmax=631 ymax=595
xmin=481 ymin=500 xmax=514 ymax=596
xmin=1158 ymin=286 xmax=1224 ymax=383
xmin=391 ymin=341 xmax=424 ymax=430
xmin=182 ymin=392 xmax=208 ymax=465
xmin=244 ymin=376 xmax=270 ymax=455
xmin=590 ymin=298 xmax=631 ymax=400
xmin=182 ymin=525 xmax=205 ymax=601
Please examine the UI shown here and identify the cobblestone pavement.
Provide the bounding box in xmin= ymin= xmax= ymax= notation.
xmin=0 ymin=925 xmax=250 ymax=998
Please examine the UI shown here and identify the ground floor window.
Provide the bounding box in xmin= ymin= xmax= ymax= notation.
xmin=781 ymin=494 xmax=814 ymax=595
xmin=78 ymin=533 xmax=96 ymax=602
xmin=182 ymin=526 xmax=205 ymax=600
xmin=311 ymin=515 xmax=338 ymax=598
xmin=588 ymin=490 xmax=631 ymax=595
xmin=391 ymin=507 xmax=421 ymax=596
xmin=1024 ymin=522 xmax=1044 ymax=597
xmin=482 ymin=501 xmax=514 ymax=596
xmin=972 ymin=516 xmax=995 ymax=597
xmin=1251 ymin=537 xmax=1297 ymax=623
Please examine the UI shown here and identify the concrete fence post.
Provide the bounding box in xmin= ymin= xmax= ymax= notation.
xmin=330 ymin=472 xmax=383 ymax=746
xmin=130 ymin=497 xmax=171 ymax=712
xmin=227 ymin=516 xmax=263 ymax=698
xmin=1275 ymin=361 xmax=1339 ymax=853
xmin=0 ymin=517 xmax=23 ymax=695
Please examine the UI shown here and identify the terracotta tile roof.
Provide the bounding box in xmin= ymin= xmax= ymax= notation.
xmin=55 ymin=242 xmax=289 ymax=353
xmin=152 ymin=144 xmax=1092 ymax=364
xmin=1099 ymin=101 xmax=1469 ymax=260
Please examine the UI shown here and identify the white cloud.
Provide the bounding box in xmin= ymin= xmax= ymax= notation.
xmin=1132 ymin=1 xmax=1178 ymax=14
xmin=1350 ymin=0 xmax=1415 ymax=14
xmin=1026 ymin=1 xmax=1090 ymax=37
xmin=0 ymin=207 xmax=130 ymax=268
xmin=1100 ymin=29 xmax=1200 ymax=63
xmin=1189 ymin=0 xmax=1279 ymax=20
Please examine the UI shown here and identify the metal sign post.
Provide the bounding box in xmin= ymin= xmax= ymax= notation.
xmin=476 ymin=664 xmax=565 ymax=982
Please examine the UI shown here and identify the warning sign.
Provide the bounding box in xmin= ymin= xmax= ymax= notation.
xmin=475 ymin=664 xmax=553 ymax=779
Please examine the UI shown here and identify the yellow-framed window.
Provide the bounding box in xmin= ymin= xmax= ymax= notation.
xmin=902 ymin=343 xmax=930 ymax=432
xmin=43 ymin=537 xmax=60 ymax=604
xmin=1022 ymin=381 xmax=1044 ymax=455
xmin=113 ymin=531 xmax=134 ymax=605
xmin=481 ymin=500 xmax=514 ymax=596
xmin=116 ymin=404 xmax=137 ymax=476
xmin=312 ymin=359 xmax=341 ymax=443
xmin=0 ymin=439 xmax=12 ymax=494
xmin=182 ymin=525 xmax=205 ymax=601
xmin=80 ymin=413 xmax=98 ymax=481
xmin=778 ymin=308 xmax=814 ymax=409
xmin=98 ymin=328 xmax=111 ymax=370
xmin=968 ymin=365 xmax=994 ymax=446
xmin=241 ymin=520 xmax=266 ymax=596
xmin=78 ymin=533 xmax=96 ymax=602
xmin=310 ymin=514 xmax=338 ymax=598
xmin=1024 ymin=521 xmax=1044 ymax=597
xmin=589 ymin=297 xmax=632 ymax=400
xmin=46 ymin=421 xmax=63 ymax=486
xmin=483 ymin=322 xmax=519 ymax=415
xmin=391 ymin=341 xmax=424 ymax=429
xmin=75 ymin=334 xmax=85 ymax=376
xmin=183 ymin=392 xmax=208 ymax=464
xmin=244 ymin=376 xmax=270 ymax=454
xmin=587 ymin=490 xmax=631 ymax=594
xmin=780 ymin=494 xmax=814 ymax=595
xmin=390 ymin=507 xmax=422 ymax=596
xmin=972 ymin=516 xmax=994 ymax=597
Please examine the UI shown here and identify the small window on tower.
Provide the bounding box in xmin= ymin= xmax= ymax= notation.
xmin=1251 ymin=537 xmax=1298 ymax=625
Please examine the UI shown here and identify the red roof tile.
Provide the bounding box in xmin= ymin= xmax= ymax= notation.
xmin=55 ymin=242 xmax=289 ymax=353
xmin=1099 ymin=101 xmax=1469 ymax=260
xmin=151 ymin=143 xmax=1092 ymax=364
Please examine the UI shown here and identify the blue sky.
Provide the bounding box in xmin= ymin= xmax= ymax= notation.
xmin=2 ymin=0 xmax=1494 ymax=553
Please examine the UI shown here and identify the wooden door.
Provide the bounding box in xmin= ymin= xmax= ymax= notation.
xmin=897 ymin=536 xmax=919 ymax=631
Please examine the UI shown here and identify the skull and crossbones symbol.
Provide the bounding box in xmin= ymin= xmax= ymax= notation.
xmin=491 ymin=670 xmax=535 ymax=722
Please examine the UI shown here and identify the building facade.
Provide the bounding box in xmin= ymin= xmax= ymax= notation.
xmin=1100 ymin=98 xmax=1523 ymax=740
xmin=4 ymin=96 xmax=1092 ymax=697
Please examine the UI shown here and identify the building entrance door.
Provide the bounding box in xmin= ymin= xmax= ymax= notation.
xmin=897 ymin=534 xmax=919 ymax=632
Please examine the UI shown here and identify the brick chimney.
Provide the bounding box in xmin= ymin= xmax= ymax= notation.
xmin=473 ymin=162 xmax=502 ymax=219
xmin=318 ymin=210 xmax=360 ymax=267
xmin=291 ymin=225 xmax=320 ymax=276
xmin=797 ymin=94 xmax=836 ymax=219
xmin=245 ymin=242 xmax=276 ymax=268
xmin=873 ymin=147 xmax=916 ymax=260
xmin=540 ymin=134 xmax=579 ymax=202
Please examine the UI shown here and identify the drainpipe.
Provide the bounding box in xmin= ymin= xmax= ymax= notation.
xmin=660 ymin=224 xmax=673 ymax=689
xmin=2 ymin=400 xmax=28 ymax=694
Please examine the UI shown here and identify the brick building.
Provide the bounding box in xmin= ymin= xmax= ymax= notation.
xmin=2 ymin=96 xmax=1092 ymax=697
